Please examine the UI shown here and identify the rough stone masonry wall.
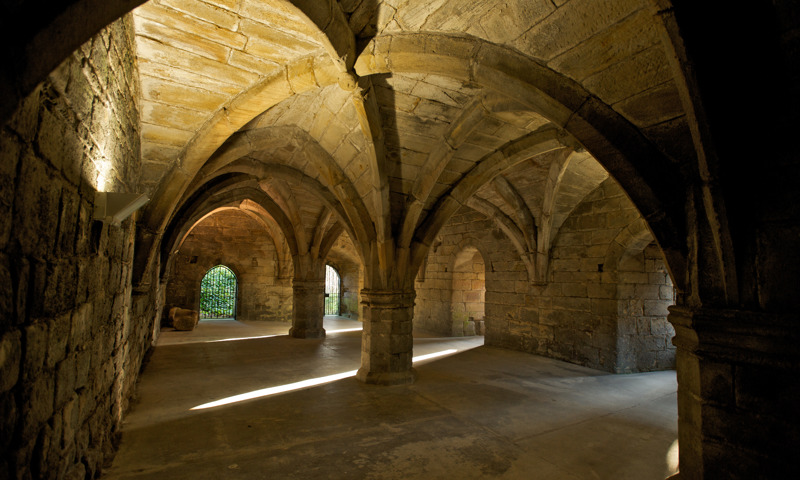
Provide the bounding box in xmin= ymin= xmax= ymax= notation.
xmin=417 ymin=180 xmax=675 ymax=373
xmin=415 ymin=207 xmax=521 ymax=336
xmin=0 ymin=15 xmax=153 ymax=479
xmin=165 ymin=210 xmax=292 ymax=323
xmin=451 ymin=250 xmax=486 ymax=330
xmin=615 ymin=243 xmax=676 ymax=372
xmin=489 ymin=179 xmax=675 ymax=372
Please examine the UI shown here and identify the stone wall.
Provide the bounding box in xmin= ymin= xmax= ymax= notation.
xmin=451 ymin=249 xmax=486 ymax=335
xmin=0 ymin=15 xmax=154 ymax=479
xmin=165 ymin=210 xmax=292 ymax=324
xmin=524 ymin=179 xmax=675 ymax=372
xmin=416 ymin=180 xmax=675 ymax=373
xmin=326 ymin=233 xmax=362 ymax=319
xmin=415 ymin=208 xmax=520 ymax=336
xmin=615 ymin=244 xmax=676 ymax=371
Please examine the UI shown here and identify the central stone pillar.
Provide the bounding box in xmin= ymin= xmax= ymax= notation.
xmin=356 ymin=289 xmax=416 ymax=385
xmin=289 ymin=279 xmax=326 ymax=339
xmin=668 ymin=305 xmax=799 ymax=479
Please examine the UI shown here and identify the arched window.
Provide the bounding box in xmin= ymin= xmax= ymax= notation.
xmin=199 ymin=265 xmax=237 ymax=319
xmin=324 ymin=265 xmax=340 ymax=316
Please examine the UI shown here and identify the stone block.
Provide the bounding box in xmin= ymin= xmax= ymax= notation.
xmin=450 ymin=320 xmax=464 ymax=337
xmin=643 ymin=299 xmax=670 ymax=317
xmin=14 ymin=153 xmax=62 ymax=259
xmin=562 ymin=282 xmax=587 ymax=297
xmin=659 ymin=285 xmax=675 ymax=301
xmin=552 ymin=296 xmax=591 ymax=312
xmin=21 ymin=371 xmax=55 ymax=443
xmin=22 ymin=323 xmax=48 ymax=382
xmin=615 ymin=80 xmax=684 ymax=127
xmin=587 ymin=283 xmax=616 ymax=299
xmin=591 ymin=298 xmax=618 ymax=316
xmin=170 ymin=308 xmax=199 ymax=331
xmin=0 ymin=330 xmax=22 ymax=393
xmin=635 ymin=284 xmax=661 ymax=299
xmin=160 ymin=0 xmax=240 ymax=30
xmin=46 ymin=312 xmax=71 ymax=369
xmin=37 ymin=106 xmax=68 ymax=171
xmin=515 ymin=0 xmax=641 ymax=60
xmin=464 ymin=321 xmax=476 ymax=336
xmin=55 ymin=355 xmax=77 ymax=409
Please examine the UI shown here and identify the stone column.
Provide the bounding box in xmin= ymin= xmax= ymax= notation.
xmin=356 ymin=289 xmax=416 ymax=385
xmin=289 ymin=279 xmax=326 ymax=339
xmin=668 ymin=306 xmax=799 ymax=479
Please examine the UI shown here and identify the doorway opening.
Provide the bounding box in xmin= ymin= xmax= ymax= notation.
xmin=324 ymin=265 xmax=341 ymax=316
xmin=200 ymin=265 xmax=237 ymax=319
xmin=451 ymin=247 xmax=486 ymax=336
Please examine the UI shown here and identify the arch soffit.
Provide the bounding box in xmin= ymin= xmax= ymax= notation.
xmin=162 ymin=184 xmax=301 ymax=278
xmin=141 ymin=56 xmax=340 ymax=236
xmin=139 ymin=0 xmax=358 ymax=236
xmin=7 ymin=0 xmax=355 ymax=246
xmin=603 ymin=218 xmax=656 ymax=272
xmin=206 ymin=159 xmax=367 ymax=257
xmin=412 ymin=128 xmax=568 ymax=265
xmin=172 ymin=203 xmax=293 ymax=283
xmin=183 ymin=126 xmax=375 ymax=249
xmin=449 ymin=237 xmax=493 ymax=277
xmin=357 ymin=32 xmax=687 ymax=288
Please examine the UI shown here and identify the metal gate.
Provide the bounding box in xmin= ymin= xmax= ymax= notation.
xmin=199 ymin=265 xmax=237 ymax=319
xmin=324 ymin=265 xmax=340 ymax=316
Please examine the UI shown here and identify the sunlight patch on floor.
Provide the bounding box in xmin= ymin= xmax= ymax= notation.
xmin=191 ymin=348 xmax=459 ymax=411
xmin=326 ymin=327 xmax=362 ymax=333
xmin=205 ymin=334 xmax=281 ymax=343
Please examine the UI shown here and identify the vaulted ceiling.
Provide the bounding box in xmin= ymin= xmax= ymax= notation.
xmin=131 ymin=0 xmax=690 ymax=285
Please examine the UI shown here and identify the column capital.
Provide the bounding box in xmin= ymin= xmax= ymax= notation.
xmin=668 ymin=305 xmax=799 ymax=368
xmin=359 ymin=289 xmax=416 ymax=307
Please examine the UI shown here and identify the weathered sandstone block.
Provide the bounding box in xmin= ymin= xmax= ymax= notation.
xmin=170 ymin=308 xmax=199 ymax=331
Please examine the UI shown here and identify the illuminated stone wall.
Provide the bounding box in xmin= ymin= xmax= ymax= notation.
xmin=414 ymin=208 xmax=514 ymax=336
xmin=0 ymin=15 xmax=153 ymax=479
xmin=165 ymin=210 xmax=293 ymax=324
xmin=416 ymin=180 xmax=676 ymax=373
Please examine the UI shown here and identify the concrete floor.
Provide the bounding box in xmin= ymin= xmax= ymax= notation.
xmin=105 ymin=317 xmax=679 ymax=479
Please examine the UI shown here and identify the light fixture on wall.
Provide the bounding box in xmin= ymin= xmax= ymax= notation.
xmin=94 ymin=192 xmax=150 ymax=226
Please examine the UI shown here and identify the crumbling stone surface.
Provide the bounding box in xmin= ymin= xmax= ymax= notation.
xmin=0 ymin=14 xmax=155 ymax=480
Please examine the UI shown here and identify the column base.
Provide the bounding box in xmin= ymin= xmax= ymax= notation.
xmin=355 ymin=367 xmax=417 ymax=385
xmin=289 ymin=327 xmax=326 ymax=339
xmin=668 ymin=306 xmax=800 ymax=479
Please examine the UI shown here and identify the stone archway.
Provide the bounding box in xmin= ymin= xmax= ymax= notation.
xmin=324 ymin=264 xmax=341 ymax=316
xmin=450 ymin=247 xmax=486 ymax=337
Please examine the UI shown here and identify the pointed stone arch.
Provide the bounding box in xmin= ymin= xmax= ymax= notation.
xmin=356 ymin=32 xmax=687 ymax=290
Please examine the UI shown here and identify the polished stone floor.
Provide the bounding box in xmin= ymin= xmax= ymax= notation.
xmin=104 ymin=317 xmax=679 ymax=479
